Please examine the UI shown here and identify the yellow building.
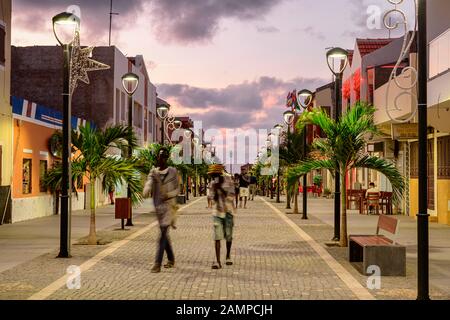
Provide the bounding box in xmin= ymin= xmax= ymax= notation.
xmin=0 ymin=0 xmax=12 ymax=223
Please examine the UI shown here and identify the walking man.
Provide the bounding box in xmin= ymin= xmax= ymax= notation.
xmin=233 ymin=173 xmax=240 ymax=208
xmin=143 ymin=147 xmax=179 ymax=273
xmin=209 ymin=164 xmax=236 ymax=269
xmin=239 ymin=170 xmax=250 ymax=209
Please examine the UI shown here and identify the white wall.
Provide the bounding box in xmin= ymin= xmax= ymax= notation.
xmin=11 ymin=192 xmax=85 ymax=223
xmin=373 ymin=68 xmax=414 ymax=125
xmin=113 ymin=48 xmax=157 ymax=147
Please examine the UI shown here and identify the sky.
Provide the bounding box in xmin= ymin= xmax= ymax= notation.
xmin=11 ymin=0 xmax=415 ymax=163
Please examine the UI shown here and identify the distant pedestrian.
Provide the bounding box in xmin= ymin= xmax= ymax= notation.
xmin=208 ymin=165 xmax=236 ymax=269
xmin=233 ymin=174 xmax=240 ymax=208
xmin=239 ymin=171 xmax=250 ymax=209
xmin=108 ymin=185 xmax=115 ymax=205
xmin=143 ymin=147 xmax=179 ymax=273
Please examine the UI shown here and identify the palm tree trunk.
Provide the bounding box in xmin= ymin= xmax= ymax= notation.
xmin=293 ymin=181 xmax=299 ymax=214
xmin=339 ymin=171 xmax=348 ymax=247
xmin=88 ymin=178 xmax=97 ymax=245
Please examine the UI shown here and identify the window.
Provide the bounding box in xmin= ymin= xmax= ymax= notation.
xmin=22 ymin=159 xmax=32 ymax=194
xmin=0 ymin=22 xmax=5 ymax=67
xmin=429 ymin=28 xmax=450 ymax=78
xmin=148 ymin=111 xmax=153 ymax=133
xmin=115 ymin=89 xmax=120 ymax=124
xmin=133 ymin=102 xmax=142 ymax=128
xmin=438 ymin=136 xmax=450 ymax=179
xmin=410 ymin=142 xmax=418 ymax=178
xmin=39 ymin=160 xmax=48 ymax=192
xmin=121 ymin=92 xmax=126 ymax=122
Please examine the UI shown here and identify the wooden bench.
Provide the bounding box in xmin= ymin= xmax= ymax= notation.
xmin=349 ymin=215 xmax=406 ymax=276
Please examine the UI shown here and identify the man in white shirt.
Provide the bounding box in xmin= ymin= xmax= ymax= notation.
xmin=366 ymin=182 xmax=380 ymax=197
xmin=366 ymin=182 xmax=380 ymax=214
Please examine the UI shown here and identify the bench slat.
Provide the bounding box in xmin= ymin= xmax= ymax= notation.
xmin=378 ymin=215 xmax=398 ymax=234
xmin=350 ymin=235 xmax=393 ymax=246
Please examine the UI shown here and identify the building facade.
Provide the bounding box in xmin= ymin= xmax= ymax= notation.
xmin=10 ymin=96 xmax=89 ymax=223
xmin=11 ymin=46 xmax=158 ymax=147
xmin=10 ymin=45 xmax=159 ymax=220
xmin=0 ymin=0 xmax=11 ymax=224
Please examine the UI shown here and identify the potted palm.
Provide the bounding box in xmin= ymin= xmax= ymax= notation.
xmin=287 ymin=102 xmax=404 ymax=247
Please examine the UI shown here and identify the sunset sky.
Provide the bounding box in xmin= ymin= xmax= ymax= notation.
xmin=12 ymin=0 xmax=415 ymax=133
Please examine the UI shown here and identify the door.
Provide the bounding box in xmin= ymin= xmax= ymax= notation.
xmin=427 ymin=139 xmax=435 ymax=210
xmin=0 ymin=145 xmax=2 ymax=185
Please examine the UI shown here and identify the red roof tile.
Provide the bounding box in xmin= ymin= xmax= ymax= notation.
xmin=347 ymin=50 xmax=354 ymax=66
xmin=356 ymin=38 xmax=395 ymax=57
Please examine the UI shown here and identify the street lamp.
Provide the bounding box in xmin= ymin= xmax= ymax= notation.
xmin=326 ymin=47 xmax=348 ymax=241
xmin=297 ymin=89 xmax=314 ymax=220
xmin=283 ymin=110 xmax=295 ymax=209
xmin=122 ymin=72 xmax=139 ymax=227
xmin=53 ymin=11 xmax=80 ymax=259
xmin=267 ymin=133 xmax=275 ymax=199
xmin=157 ymin=104 xmax=170 ymax=144
xmin=192 ymin=136 xmax=200 ymax=197
xmin=417 ymin=0 xmax=429 ymax=301
xmin=273 ymin=125 xmax=283 ymax=203
xmin=174 ymin=119 xmax=182 ymax=129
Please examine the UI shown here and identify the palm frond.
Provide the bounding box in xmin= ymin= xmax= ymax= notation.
xmin=99 ymin=157 xmax=143 ymax=205
xmin=287 ymin=159 xmax=336 ymax=187
xmin=353 ymin=155 xmax=405 ymax=205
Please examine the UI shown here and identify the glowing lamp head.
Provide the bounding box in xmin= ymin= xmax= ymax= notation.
xmin=326 ymin=47 xmax=349 ymax=76
xmin=274 ymin=124 xmax=283 ymax=131
xmin=297 ymin=89 xmax=313 ymax=109
xmin=157 ymin=104 xmax=170 ymax=119
xmin=173 ymin=119 xmax=182 ymax=129
xmin=52 ymin=11 xmax=80 ymax=45
xmin=283 ymin=110 xmax=295 ymax=125
xmin=122 ymin=73 xmax=139 ymax=96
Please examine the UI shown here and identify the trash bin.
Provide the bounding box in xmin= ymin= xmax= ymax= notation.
xmin=115 ymin=198 xmax=131 ymax=220
xmin=176 ymin=194 xmax=186 ymax=204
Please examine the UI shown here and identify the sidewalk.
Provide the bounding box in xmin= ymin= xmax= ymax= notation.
xmin=0 ymin=196 xmax=448 ymax=300
xmin=272 ymin=195 xmax=450 ymax=298
xmin=0 ymin=199 xmax=155 ymax=273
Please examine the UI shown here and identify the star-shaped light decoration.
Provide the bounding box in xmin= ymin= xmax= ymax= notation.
xmin=70 ymin=31 xmax=110 ymax=94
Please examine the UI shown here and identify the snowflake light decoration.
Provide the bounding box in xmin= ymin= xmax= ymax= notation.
xmin=70 ymin=31 xmax=110 ymax=94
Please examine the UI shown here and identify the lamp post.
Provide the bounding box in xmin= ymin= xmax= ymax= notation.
xmin=417 ymin=0 xmax=429 ymax=301
xmin=122 ymin=72 xmax=139 ymax=227
xmin=283 ymin=110 xmax=295 ymax=209
xmin=267 ymin=134 xmax=274 ymax=199
xmin=193 ymin=136 xmax=200 ymax=197
xmin=157 ymin=104 xmax=170 ymax=145
xmin=53 ymin=11 xmax=80 ymax=258
xmin=326 ymin=47 xmax=348 ymax=241
xmin=274 ymin=124 xmax=283 ymax=203
xmin=297 ymin=89 xmax=314 ymax=220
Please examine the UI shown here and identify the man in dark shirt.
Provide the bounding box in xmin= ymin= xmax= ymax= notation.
xmin=239 ymin=172 xmax=250 ymax=209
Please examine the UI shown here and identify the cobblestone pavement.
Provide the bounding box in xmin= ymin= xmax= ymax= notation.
xmin=268 ymin=196 xmax=450 ymax=300
xmin=3 ymin=196 xmax=443 ymax=300
xmin=0 ymin=196 xmax=371 ymax=300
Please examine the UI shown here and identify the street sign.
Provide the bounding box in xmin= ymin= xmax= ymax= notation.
xmin=391 ymin=123 xmax=419 ymax=140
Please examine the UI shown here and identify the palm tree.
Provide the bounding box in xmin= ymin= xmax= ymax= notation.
xmin=279 ymin=129 xmax=308 ymax=214
xmin=46 ymin=124 xmax=143 ymax=245
xmin=287 ymin=102 xmax=405 ymax=247
xmin=135 ymin=143 xmax=163 ymax=177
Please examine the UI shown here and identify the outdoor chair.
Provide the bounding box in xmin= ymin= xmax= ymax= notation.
xmin=365 ymin=192 xmax=380 ymax=215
